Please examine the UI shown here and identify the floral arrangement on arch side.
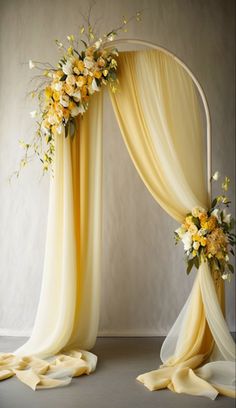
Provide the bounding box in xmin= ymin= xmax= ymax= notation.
xmin=16 ymin=9 xmax=142 ymax=175
xmin=175 ymin=172 xmax=235 ymax=280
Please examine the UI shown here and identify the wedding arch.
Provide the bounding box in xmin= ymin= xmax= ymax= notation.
xmin=0 ymin=38 xmax=235 ymax=399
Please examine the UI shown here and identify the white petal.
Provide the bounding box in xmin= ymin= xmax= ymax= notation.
xmin=30 ymin=110 xmax=37 ymax=118
xmin=29 ymin=60 xmax=35 ymax=69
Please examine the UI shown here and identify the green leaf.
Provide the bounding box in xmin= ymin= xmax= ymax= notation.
xmin=211 ymin=198 xmax=217 ymax=208
xmin=230 ymin=249 xmax=235 ymax=256
xmin=81 ymin=40 xmax=87 ymax=48
xmin=186 ymin=259 xmax=194 ymax=275
xmin=60 ymin=74 xmax=67 ymax=81
xmin=228 ymin=264 xmax=234 ymax=274
xmin=192 ymin=217 xmax=200 ymax=228
xmin=73 ymin=49 xmax=81 ymax=57
xmin=193 ymin=256 xmax=200 ymax=269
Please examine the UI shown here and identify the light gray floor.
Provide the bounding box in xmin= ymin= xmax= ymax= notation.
xmin=0 ymin=336 xmax=235 ymax=408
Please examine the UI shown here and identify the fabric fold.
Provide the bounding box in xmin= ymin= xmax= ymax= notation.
xmin=110 ymin=50 xmax=235 ymax=399
xmin=0 ymin=93 xmax=103 ymax=389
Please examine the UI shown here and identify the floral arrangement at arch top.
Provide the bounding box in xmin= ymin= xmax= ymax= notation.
xmin=15 ymin=9 xmax=142 ymax=175
xmin=175 ymin=172 xmax=235 ymax=281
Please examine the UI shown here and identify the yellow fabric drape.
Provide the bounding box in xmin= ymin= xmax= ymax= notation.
xmin=110 ymin=50 xmax=235 ymax=399
xmin=0 ymin=93 xmax=103 ymax=389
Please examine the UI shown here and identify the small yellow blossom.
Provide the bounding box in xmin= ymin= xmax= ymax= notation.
xmin=45 ymin=86 xmax=53 ymax=99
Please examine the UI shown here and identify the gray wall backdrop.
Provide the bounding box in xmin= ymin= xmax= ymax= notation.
xmin=0 ymin=0 xmax=235 ymax=336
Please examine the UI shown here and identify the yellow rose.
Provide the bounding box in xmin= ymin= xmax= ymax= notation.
xmin=68 ymin=100 xmax=76 ymax=111
xmin=74 ymin=60 xmax=85 ymax=73
xmin=64 ymin=83 xmax=75 ymax=96
xmin=93 ymin=70 xmax=102 ymax=79
xmin=97 ymin=57 xmax=105 ymax=67
xmin=199 ymin=213 xmax=208 ymax=227
xmin=76 ymin=76 xmax=87 ymax=87
xmin=63 ymin=108 xmax=70 ymax=120
xmin=200 ymin=237 xmax=207 ymax=247
xmin=53 ymin=91 xmax=60 ymax=102
xmin=81 ymin=85 xmax=88 ymax=97
xmin=189 ymin=224 xmax=198 ymax=235
xmin=53 ymin=70 xmax=63 ymax=79
xmin=201 ymin=216 xmax=218 ymax=232
xmin=87 ymin=76 xmax=93 ymax=85
xmin=193 ymin=234 xmax=201 ymax=242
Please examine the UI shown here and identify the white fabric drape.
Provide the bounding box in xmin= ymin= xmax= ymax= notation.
xmin=110 ymin=50 xmax=235 ymax=399
xmin=0 ymin=92 xmax=103 ymax=388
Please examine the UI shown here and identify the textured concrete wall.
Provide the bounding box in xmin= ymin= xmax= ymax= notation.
xmin=0 ymin=0 xmax=235 ymax=336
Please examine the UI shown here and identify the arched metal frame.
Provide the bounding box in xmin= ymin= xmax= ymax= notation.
xmin=105 ymin=38 xmax=212 ymax=203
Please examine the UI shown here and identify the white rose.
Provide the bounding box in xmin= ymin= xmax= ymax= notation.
xmin=66 ymin=74 xmax=76 ymax=86
xmin=60 ymin=94 xmax=69 ymax=107
xmin=72 ymin=90 xmax=81 ymax=102
xmin=182 ymin=232 xmax=192 ymax=251
xmin=48 ymin=113 xmax=59 ymax=125
xmin=84 ymin=57 xmax=94 ymax=69
xmin=71 ymin=105 xmax=80 ymax=117
xmin=78 ymin=104 xmax=86 ymax=114
xmin=54 ymin=82 xmax=63 ymax=91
